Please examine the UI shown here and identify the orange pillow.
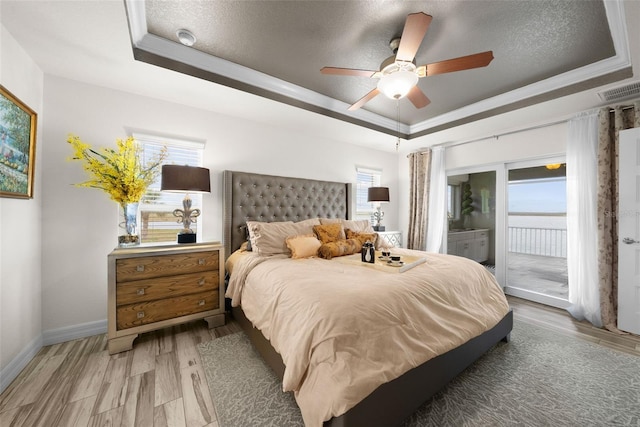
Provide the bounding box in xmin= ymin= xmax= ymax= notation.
xmin=286 ymin=234 xmax=321 ymax=259
xmin=345 ymin=229 xmax=378 ymax=247
xmin=317 ymin=238 xmax=361 ymax=260
xmin=313 ymin=223 xmax=344 ymax=244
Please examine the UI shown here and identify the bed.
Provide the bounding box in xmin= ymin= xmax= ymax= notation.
xmin=222 ymin=170 xmax=513 ymax=427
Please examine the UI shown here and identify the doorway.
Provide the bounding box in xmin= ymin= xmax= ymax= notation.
xmin=447 ymin=157 xmax=569 ymax=310
xmin=447 ymin=171 xmax=497 ymax=271
xmin=504 ymin=160 xmax=569 ymax=309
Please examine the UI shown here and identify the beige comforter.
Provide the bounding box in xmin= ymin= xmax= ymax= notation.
xmin=226 ymin=248 xmax=509 ymax=427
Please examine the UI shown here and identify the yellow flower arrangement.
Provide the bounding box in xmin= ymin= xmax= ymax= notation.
xmin=67 ymin=134 xmax=167 ymax=205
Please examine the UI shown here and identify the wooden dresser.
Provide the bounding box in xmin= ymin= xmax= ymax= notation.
xmin=107 ymin=242 xmax=225 ymax=354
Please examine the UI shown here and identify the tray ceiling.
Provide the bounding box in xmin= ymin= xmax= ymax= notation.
xmin=127 ymin=0 xmax=631 ymax=138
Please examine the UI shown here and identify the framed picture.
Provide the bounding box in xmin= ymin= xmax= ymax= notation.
xmin=0 ymin=85 xmax=37 ymax=198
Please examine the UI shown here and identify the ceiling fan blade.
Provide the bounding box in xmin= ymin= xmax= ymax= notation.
xmin=321 ymin=67 xmax=377 ymax=78
xmin=396 ymin=12 xmax=433 ymax=62
xmin=421 ymin=51 xmax=494 ymax=76
xmin=407 ymin=86 xmax=430 ymax=109
xmin=348 ymin=88 xmax=380 ymax=111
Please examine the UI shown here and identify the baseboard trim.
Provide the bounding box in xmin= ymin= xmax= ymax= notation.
xmin=0 ymin=334 xmax=42 ymax=393
xmin=1 ymin=319 xmax=107 ymax=394
xmin=42 ymin=319 xmax=107 ymax=346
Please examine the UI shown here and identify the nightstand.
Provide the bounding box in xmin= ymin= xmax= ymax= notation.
xmin=107 ymin=241 xmax=225 ymax=354
xmin=377 ymin=231 xmax=403 ymax=248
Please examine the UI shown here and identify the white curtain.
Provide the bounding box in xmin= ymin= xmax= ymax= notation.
xmin=566 ymin=110 xmax=602 ymax=327
xmin=426 ymin=146 xmax=446 ymax=252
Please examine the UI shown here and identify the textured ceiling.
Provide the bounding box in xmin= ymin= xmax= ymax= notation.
xmin=134 ymin=0 xmax=621 ymax=137
xmin=0 ymin=0 xmax=633 ymax=148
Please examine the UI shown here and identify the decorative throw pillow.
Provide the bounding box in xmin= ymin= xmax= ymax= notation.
xmin=320 ymin=218 xmax=375 ymax=238
xmin=313 ymin=223 xmax=344 ymax=244
xmin=345 ymin=229 xmax=378 ymax=247
xmin=286 ymin=234 xmax=321 ymax=259
xmin=317 ymin=238 xmax=361 ymax=260
xmin=319 ymin=218 xmax=347 ymax=239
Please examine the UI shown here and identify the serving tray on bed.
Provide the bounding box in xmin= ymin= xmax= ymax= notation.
xmin=335 ymin=251 xmax=426 ymax=273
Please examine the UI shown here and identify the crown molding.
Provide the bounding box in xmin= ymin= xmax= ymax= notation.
xmin=124 ymin=0 xmax=632 ymax=139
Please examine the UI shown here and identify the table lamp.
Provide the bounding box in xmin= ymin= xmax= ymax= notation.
xmin=368 ymin=186 xmax=390 ymax=231
xmin=160 ymin=165 xmax=211 ymax=243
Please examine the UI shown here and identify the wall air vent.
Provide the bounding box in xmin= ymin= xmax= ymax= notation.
xmin=598 ymin=81 xmax=640 ymax=102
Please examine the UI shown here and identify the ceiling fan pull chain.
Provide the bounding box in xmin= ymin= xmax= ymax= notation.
xmin=396 ymin=100 xmax=401 ymax=152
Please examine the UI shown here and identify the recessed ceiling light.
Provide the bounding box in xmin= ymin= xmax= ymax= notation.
xmin=176 ymin=29 xmax=196 ymax=47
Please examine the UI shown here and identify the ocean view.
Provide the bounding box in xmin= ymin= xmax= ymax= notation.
xmin=508 ymin=214 xmax=567 ymax=230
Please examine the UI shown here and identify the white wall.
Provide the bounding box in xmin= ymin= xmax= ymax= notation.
xmin=40 ymin=75 xmax=399 ymax=333
xmin=445 ymin=122 xmax=567 ymax=171
xmin=0 ymin=25 xmax=44 ymax=388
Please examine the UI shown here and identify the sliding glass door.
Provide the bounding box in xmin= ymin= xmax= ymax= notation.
xmin=504 ymin=159 xmax=569 ymax=308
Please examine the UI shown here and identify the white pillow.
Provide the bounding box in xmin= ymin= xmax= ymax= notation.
xmin=286 ymin=234 xmax=321 ymax=259
xmin=292 ymin=217 xmax=321 ymax=234
xmin=375 ymin=234 xmax=394 ymax=250
xmin=342 ymin=219 xmax=375 ymax=233
xmin=248 ymin=218 xmax=321 ymax=256
xmin=247 ymin=220 xmax=294 ymax=256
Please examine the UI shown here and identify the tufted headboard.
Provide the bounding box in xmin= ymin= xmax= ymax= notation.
xmin=223 ymin=170 xmax=352 ymax=258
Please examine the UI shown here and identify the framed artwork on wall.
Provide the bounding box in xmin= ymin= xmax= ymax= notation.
xmin=0 ymin=85 xmax=37 ymax=199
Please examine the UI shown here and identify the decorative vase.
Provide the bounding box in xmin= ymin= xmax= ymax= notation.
xmin=118 ymin=202 xmax=140 ymax=247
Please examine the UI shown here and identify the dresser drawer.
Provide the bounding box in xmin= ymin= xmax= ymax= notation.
xmin=116 ymin=271 xmax=219 ymax=306
xmin=116 ymin=251 xmax=219 ymax=282
xmin=116 ymin=290 xmax=219 ymax=330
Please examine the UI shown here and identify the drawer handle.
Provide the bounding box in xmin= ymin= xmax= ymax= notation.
xmin=136 ymin=265 xmax=145 ymax=272
xmin=137 ymin=311 xmax=145 ymax=319
xmin=198 ymin=278 xmax=206 ymax=286
xmin=136 ymin=288 xmax=145 ymax=295
xmin=198 ymin=299 xmax=205 ymax=306
xmin=198 ymin=259 xmax=205 ymax=265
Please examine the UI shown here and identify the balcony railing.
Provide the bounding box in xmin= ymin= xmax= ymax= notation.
xmin=508 ymin=226 xmax=567 ymax=258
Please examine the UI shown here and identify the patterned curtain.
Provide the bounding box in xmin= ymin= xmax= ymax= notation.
xmin=597 ymin=100 xmax=640 ymax=331
xmin=407 ymin=150 xmax=431 ymax=250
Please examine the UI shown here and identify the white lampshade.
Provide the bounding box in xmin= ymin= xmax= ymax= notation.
xmin=377 ymin=70 xmax=419 ymax=100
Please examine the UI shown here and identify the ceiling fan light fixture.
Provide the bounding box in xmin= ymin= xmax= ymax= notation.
xmin=377 ymin=69 xmax=419 ymax=100
xmin=176 ymin=29 xmax=196 ymax=47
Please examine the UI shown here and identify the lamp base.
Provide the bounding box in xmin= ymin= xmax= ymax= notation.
xmin=373 ymin=225 xmax=385 ymax=232
xmin=177 ymin=233 xmax=197 ymax=244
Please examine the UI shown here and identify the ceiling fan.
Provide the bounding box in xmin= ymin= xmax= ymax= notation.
xmin=321 ymin=12 xmax=494 ymax=111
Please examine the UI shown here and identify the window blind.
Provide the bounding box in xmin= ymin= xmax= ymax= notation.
xmin=134 ymin=133 xmax=205 ymax=243
xmin=356 ymin=167 xmax=382 ymax=215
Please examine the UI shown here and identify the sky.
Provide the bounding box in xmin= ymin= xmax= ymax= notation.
xmin=508 ymin=178 xmax=566 ymax=213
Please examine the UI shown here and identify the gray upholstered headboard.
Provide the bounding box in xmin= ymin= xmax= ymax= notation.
xmin=223 ymin=170 xmax=352 ymax=258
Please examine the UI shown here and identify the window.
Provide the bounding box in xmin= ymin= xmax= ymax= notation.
xmin=356 ymin=167 xmax=381 ymax=219
xmin=447 ymin=184 xmax=461 ymax=220
xmin=135 ymin=133 xmax=205 ymax=243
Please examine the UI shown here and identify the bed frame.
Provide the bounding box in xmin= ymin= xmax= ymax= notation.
xmin=222 ymin=170 xmax=513 ymax=427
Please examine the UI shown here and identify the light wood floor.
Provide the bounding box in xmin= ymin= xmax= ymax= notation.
xmin=1 ymin=297 xmax=638 ymax=427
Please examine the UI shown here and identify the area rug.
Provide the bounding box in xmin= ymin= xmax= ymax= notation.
xmin=197 ymin=320 xmax=640 ymax=427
